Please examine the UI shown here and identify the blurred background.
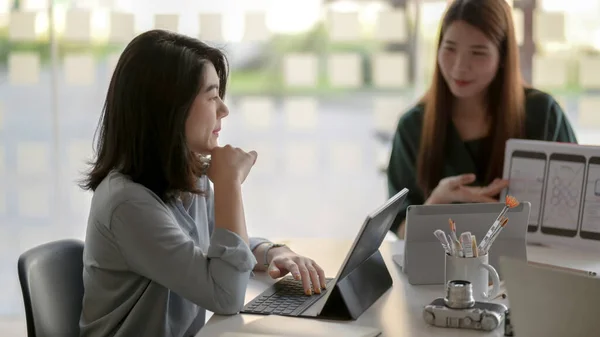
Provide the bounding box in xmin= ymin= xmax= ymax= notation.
xmin=1 ymin=0 xmax=600 ymax=334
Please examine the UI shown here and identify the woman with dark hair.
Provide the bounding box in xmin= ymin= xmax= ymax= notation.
xmin=79 ymin=29 xmax=326 ymax=337
xmin=387 ymin=0 xmax=578 ymax=238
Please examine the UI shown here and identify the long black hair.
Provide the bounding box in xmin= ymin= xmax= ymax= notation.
xmin=80 ymin=29 xmax=229 ymax=202
xmin=417 ymin=0 xmax=524 ymax=196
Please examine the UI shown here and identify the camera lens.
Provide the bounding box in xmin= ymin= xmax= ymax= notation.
xmin=444 ymin=280 xmax=476 ymax=309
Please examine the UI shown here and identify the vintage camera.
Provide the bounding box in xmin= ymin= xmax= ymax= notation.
xmin=423 ymin=280 xmax=508 ymax=331
xmin=504 ymin=309 xmax=514 ymax=336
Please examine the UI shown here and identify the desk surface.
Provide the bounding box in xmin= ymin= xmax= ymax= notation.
xmin=196 ymin=238 xmax=600 ymax=337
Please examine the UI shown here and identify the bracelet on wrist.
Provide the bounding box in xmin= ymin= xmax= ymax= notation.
xmin=263 ymin=243 xmax=287 ymax=268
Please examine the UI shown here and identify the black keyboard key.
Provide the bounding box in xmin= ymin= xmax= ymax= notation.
xmin=241 ymin=276 xmax=335 ymax=316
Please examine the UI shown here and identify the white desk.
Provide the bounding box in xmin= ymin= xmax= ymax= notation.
xmin=196 ymin=238 xmax=600 ymax=337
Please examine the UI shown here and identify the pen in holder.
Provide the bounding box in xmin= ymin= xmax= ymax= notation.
xmin=478 ymin=196 xmax=519 ymax=255
xmin=444 ymin=253 xmax=500 ymax=302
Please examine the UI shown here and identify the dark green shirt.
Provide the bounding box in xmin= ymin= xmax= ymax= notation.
xmin=386 ymin=88 xmax=579 ymax=233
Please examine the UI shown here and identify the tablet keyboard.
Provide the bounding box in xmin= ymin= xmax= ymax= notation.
xmin=241 ymin=276 xmax=334 ymax=316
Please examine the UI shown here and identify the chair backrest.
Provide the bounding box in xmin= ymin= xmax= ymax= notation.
xmin=18 ymin=239 xmax=84 ymax=337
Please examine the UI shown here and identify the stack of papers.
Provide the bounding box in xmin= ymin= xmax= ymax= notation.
xmin=219 ymin=315 xmax=380 ymax=337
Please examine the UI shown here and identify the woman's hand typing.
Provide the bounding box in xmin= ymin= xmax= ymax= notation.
xmin=266 ymin=246 xmax=327 ymax=296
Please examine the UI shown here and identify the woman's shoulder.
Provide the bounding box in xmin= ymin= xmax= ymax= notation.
xmin=90 ymin=171 xmax=166 ymax=220
xmin=523 ymin=87 xmax=562 ymax=117
xmin=522 ymin=87 xmax=577 ymax=141
xmin=396 ymin=102 xmax=425 ymax=133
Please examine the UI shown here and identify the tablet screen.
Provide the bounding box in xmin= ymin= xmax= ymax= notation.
xmin=581 ymin=157 xmax=600 ymax=238
xmin=508 ymin=151 xmax=547 ymax=227
xmin=336 ymin=189 xmax=407 ymax=280
xmin=541 ymin=154 xmax=585 ymax=235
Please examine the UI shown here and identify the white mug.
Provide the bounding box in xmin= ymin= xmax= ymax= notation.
xmin=444 ymin=253 xmax=500 ymax=302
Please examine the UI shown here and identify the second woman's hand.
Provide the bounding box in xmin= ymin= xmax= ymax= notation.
xmin=426 ymin=174 xmax=509 ymax=205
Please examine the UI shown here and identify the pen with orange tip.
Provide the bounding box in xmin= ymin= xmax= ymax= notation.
xmin=478 ymin=196 xmax=519 ymax=253
xmin=481 ymin=217 xmax=509 ymax=254
xmin=495 ymin=195 xmax=519 ymax=222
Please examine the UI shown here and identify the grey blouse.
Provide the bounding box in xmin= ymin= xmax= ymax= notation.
xmin=79 ymin=171 xmax=269 ymax=337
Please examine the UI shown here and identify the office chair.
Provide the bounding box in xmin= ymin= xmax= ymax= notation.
xmin=17 ymin=239 xmax=84 ymax=337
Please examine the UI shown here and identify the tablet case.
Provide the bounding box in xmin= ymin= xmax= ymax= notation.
xmin=403 ymin=202 xmax=530 ymax=285
xmin=318 ymin=250 xmax=392 ymax=320
xmin=316 ymin=189 xmax=408 ymax=320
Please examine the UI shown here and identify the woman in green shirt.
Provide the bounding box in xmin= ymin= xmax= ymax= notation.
xmin=387 ymin=0 xmax=578 ymax=238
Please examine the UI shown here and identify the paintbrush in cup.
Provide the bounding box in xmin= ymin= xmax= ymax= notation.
xmin=478 ymin=196 xmax=519 ymax=253
xmin=481 ymin=217 xmax=509 ymax=254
